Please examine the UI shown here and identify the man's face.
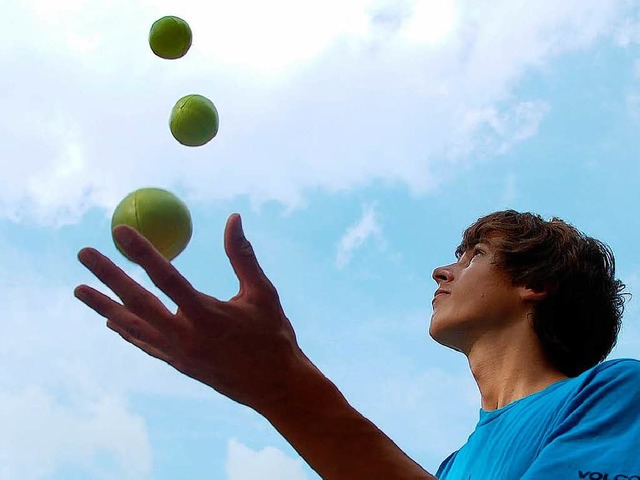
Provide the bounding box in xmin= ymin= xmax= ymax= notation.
xmin=429 ymin=236 xmax=525 ymax=353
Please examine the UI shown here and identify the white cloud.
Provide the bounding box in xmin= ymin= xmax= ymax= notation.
xmin=336 ymin=204 xmax=382 ymax=268
xmin=176 ymin=0 xmax=371 ymax=75
xmin=615 ymin=6 xmax=640 ymax=47
xmin=226 ymin=439 xmax=309 ymax=480
xmin=501 ymin=172 xmax=518 ymax=208
xmin=0 ymin=387 xmax=151 ymax=480
xmin=0 ymin=0 xmax=633 ymax=225
xmin=400 ymin=0 xmax=458 ymax=46
xmin=447 ymin=100 xmax=550 ymax=160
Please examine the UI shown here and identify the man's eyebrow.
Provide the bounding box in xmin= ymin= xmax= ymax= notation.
xmin=455 ymin=236 xmax=495 ymax=255
xmin=455 ymin=240 xmax=492 ymax=256
xmin=467 ymin=240 xmax=492 ymax=250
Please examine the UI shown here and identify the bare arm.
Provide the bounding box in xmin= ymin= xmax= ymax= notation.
xmin=74 ymin=214 xmax=436 ymax=479
xmin=263 ymin=354 xmax=435 ymax=479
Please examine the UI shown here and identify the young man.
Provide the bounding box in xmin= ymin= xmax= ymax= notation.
xmin=74 ymin=210 xmax=640 ymax=479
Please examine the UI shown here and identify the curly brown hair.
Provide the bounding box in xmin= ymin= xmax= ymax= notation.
xmin=455 ymin=210 xmax=629 ymax=377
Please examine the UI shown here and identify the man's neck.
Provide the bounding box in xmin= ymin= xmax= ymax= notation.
xmin=467 ymin=329 xmax=568 ymax=411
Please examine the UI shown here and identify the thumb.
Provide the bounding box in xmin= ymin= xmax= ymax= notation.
xmin=224 ymin=214 xmax=272 ymax=292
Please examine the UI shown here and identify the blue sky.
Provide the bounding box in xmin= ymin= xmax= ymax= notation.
xmin=1 ymin=0 xmax=640 ymax=478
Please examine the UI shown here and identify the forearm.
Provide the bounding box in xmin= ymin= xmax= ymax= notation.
xmin=261 ymin=354 xmax=436 ymax=480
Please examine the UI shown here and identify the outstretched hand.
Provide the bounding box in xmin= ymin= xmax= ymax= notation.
xmin=74 ymin=213 xmax=303 ymax=412
xmin=75 ymin=213 xmax=437 ymax=479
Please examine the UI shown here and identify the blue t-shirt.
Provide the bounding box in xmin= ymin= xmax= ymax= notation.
xmin=436 ymin=358 xmax=640 ymax=480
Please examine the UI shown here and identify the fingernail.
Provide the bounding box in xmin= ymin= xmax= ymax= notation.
xmin=233 ymin=214 xmax=245 ymax=240
xmin=74 ymin=287 xmax=88 ymax=301
xmin=237 ymin=215 xmax=244 ymax=236
xmin=79 ymin=249 xmax=98 ymax=269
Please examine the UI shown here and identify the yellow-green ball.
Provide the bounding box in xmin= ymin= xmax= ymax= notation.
xmin=111 ymin=188 xmax=193 ymax=261
xmin=169 ymin=94 xmax=219 ymax=147
xmin=149 ymin=16 xmax=192 ymax=59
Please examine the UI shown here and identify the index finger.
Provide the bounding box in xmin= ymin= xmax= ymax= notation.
xmin=112 ymin=225 xmax=209 ymax=316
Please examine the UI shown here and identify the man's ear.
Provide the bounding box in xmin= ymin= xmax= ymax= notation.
xmin=519 ymin=282 xmax=556 ymax=303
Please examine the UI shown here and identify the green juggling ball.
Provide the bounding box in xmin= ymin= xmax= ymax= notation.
xmin=111 ymin=188 xmax=193 ymax=261
xmin=149 ymin=16 xmax=192 ymax=59
xmin=169 ymin=94 xmax=219 ymax=147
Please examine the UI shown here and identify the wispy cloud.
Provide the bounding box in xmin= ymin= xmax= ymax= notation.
xmin=453 ymin=101 xmax=550 ymax=159
xmin=616 ymin=9 xmax=640 ymax=47
xmin=335 ymin=204 xmax=382 ymax=269
xmin=226 ymin=439 xmax=309 ymax=480
xmin=501 ymin=172 xmax=518 ymax=208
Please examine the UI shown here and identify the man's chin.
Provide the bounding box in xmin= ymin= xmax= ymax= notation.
xmin=429 ymin=321 xmax=467 ymax=354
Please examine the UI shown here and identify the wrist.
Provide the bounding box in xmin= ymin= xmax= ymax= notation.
xmin=258 ymin=349 xmax=340 ymax=420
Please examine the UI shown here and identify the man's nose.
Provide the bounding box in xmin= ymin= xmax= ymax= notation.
xmin=432 ymin=264 xmax=454 ymax=284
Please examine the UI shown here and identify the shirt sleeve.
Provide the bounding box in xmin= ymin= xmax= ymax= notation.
xmin=520 ymin=359 xmax=640 ymax=479
xmin=435 ymin=450 xmax=458 ymax=479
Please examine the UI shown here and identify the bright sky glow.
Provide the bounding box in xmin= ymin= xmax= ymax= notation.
xmin=401 ymin=0 xmax=458 ymax=45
